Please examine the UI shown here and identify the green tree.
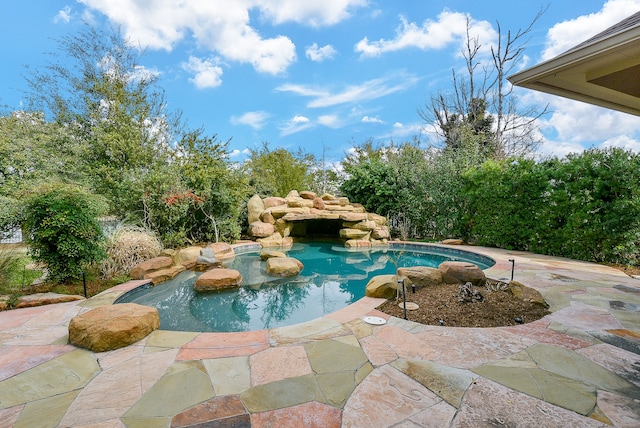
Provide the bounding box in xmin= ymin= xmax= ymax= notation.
xmin=245 ymin=143 xmax=315 ymax=197
xmin=0 ymin=112 xmax=85 ymax=198
xmin=24 ymin=25 xmax=181 ymax=218
xmin=23 ymin=183 xmax=107 ymax=282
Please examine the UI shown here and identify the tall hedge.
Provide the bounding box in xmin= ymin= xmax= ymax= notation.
xmin=463 ymin=148 xmax=640 ymax=265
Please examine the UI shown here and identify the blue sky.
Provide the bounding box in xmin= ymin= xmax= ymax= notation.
xmin=2 ymin=0 xmax=640 ymax=165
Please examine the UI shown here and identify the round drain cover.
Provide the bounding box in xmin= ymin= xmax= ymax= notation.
xmin=399 ymin=302 xmax=419 ymax=311
xmin=363 ymin=316 xmax=386 ymax=325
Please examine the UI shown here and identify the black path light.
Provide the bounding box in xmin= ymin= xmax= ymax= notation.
xmin=509 ymin=259 xmax=515 ymax=282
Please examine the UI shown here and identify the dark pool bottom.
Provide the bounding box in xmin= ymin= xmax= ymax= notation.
xmin=115 ymin=242 xmax=495 ymax=332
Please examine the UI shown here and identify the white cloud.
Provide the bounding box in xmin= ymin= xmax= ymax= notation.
xmin=54 ymin=6 xmax=72 ymax=23
xmin=182 ymin=56 xmax=223 ymax=88
xmin=229 ymin=148 xmax=252 ymax=158
xmin=318 ymin=115 xmax=340 ymax=127
xmin=78 ymin=0 xmax=366 ymax=75
xmin=355 ymin=11 xmax=497 ymax=57
xmin=230 ymin=111 xmax=271 ymax=129
xmin=280 ymin=115 xmax=314 ymax=136
xmin=292 ymin=115 xmax=310 ymax=123
xmin=277 ymin=72 xmax=419 ymax=108
xmin=541 ymin=0 xmax=640 ymax=60
xmin=602 ymin=135 xmax=640 ymax=152
xmin=256 ymin=0 xmax=367 ymax=27
xmin=362 ymin=115 xmax=383 ymax=124
xmin=388 ymin=121 xmax=424 ymax=139
xmin=305 ymin=43 xmax=337 ymax=62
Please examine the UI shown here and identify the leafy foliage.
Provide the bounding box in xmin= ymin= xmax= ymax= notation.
xmin=463 ymin=148 xmax=640 ymax=265
xmin=245 ymin=142 xmax=315 ymax=197
xmin=22 ymin=183 xmax=107 ymax=282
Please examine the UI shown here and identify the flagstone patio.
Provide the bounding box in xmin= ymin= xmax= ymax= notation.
xmin=1 ymin=245 xmax=639 ymax=427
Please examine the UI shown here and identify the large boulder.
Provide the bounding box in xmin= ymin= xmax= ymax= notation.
xmin=371 ymin=227 xmax=390 ymax=240
xmin=260 ymin=250 xmax=287 ymax=260
xmin=249 ymin=221 xmax=275 ymax=238
xmin=208 ymin=242 xmax=236 ymax=260
xmin=247 ymin=194 xmax=265 ymax=224
xmin=257 ymin=233 xmax=294 ymax=248
xmin=339 ymin=228 xmax=370 ymax=240
xmin=265 ymin=257 xmax=303 ymax=277
xmin=263 ymin=197 xmax=286 ymax=208
xmin=438 ymin=261 xmax=486 ymax=286
xmin=145 ymin=265 xmax=186 ymax=284
xmin=509 ymin=281 xmax=548 ymax=307
xmin=194 ymin=268 xmax=243 ymax=292
xmin=174 ymin=246 xmax=202 ymax=269
xmin=365 ymin=275 xmax=399 ymax=299
xmin=397 ymin=266 xmax=443 ymax=288
xmin=130 ymin=257 xmax=173 ymax=280
xmin=68 ymin=303 xmax=160 ymax=352
xmin=300 ymin=191 xmax=317 ymax=200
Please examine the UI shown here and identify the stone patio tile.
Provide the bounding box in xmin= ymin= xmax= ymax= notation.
xmin=392 ymin=358 xmax=475 ymax=408
xmin=0 ymin=344 xmax=75 ymax=381
xmin=240 ymin=374 xmax=320 ymax=413
xmin=386 ymin=316 xmax=429 ymax=334
xmin=588 ymin=329 xmax=640 ymax=355
xmin=95 ymin=342 xmax=145 ymax=369
xmin=14 ymin=390 xmax=79 ymax=428
xmin=0 ymin=405 xmax=23 ymax=428
xmin=504 ymin=323 xmax=592 ymax=350
xmin=123 ymin=361 xmax=214 ymax=419
xmin=315 ymin=370 xmax=364 ymax=408
xmin=412 ymin=327 xmax=536 ymax=369
xmin=341 ymin=365 xmax=445 ymax=427
xmin=451 ymin=377 xmax=607 ymax=427
xmin=0 ymin=349 xmax=100 ymax=409
xmin=250 ymin=401 xmax=341 ymax=428
xmin=250 ymin=345 xmax=312 ymax=386
xmin=359 ymin=335 xmax=398 ymax=366
xmin=324 ymin=296 xmax=386 ymax=323
xmin=120 ymin=417 xmax=168 ymax=427
xmin=577 ymin=343 xmax=640 ymax=389
xmin=547 ymin=302 xmax=623 ymax=331
xmin=405 ymin=400 xmax=457 ymax=427
xmin=269 ymin=318 xmax=349 ymax=345
xmin=610 ymin=309 xmax=640 ymax=330
xmin=304 ymin=337 xmax=369 ymax=374
xmin=526 ymin=343 xmax=640 ymax=399
xmin=0 ymin=304 xmax=58 ymax=330
xmin=472 ymin=364 xmax=596 ymax=415
xmin=145 ymin=330 xmax=199 ymax=349
xmin=547 ymin=321 xmax=600 ymax=344
xmin=177 ymin=330 xmax=269 ymax=360
xmin=596 ymin=390 xmax=640 ymax=427
xmin=22 ymin=301 xmax=82 ymax=327
xmin=170 ymin=396 xmax=249 ymax=427
xmin=373 ymin=325 xmax=437 ymax=361
xmin=343 ymin=318 xmax=372 ymax=339
xmin=203 ymin=356 xmax=251 ymax=396
xmin=60 ymin=348 xmax=179 ymax=426
xmin=3 ymin=323 xmax=71 ymax=346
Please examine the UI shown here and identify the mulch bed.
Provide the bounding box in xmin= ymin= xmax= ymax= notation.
xmin=377 ymin=281 xmax=551 ymax=328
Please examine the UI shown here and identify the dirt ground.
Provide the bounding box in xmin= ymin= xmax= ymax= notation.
xmin=377 ymin=280 xmax=551 ymax=328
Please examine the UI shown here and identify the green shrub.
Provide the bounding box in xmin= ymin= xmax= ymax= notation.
xmin=23 ymin=183 xmax=107 ymax=282
xmin=100 ymin=223 xmax=162 ymax=280
xmin=0 ymin=248 xmax=20 ymax=291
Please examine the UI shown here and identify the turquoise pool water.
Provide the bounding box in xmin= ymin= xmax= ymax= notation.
xmin=116 ymin=242 xmax=494 ymax=332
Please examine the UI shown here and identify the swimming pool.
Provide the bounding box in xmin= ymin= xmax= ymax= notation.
xmin=116 ymin=242 xmax=494 ymax=332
